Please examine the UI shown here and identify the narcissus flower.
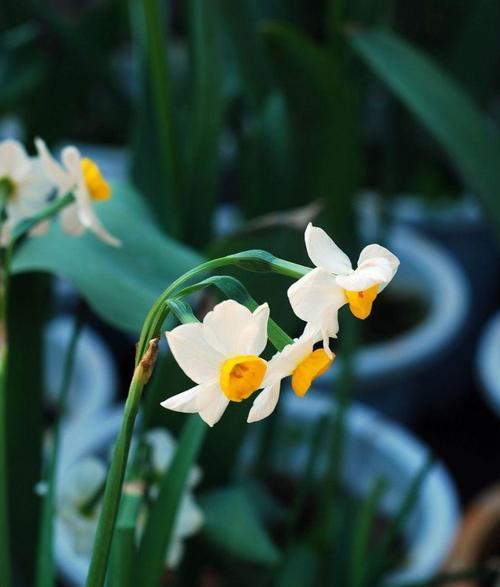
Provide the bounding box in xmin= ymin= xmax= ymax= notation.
xmin=288 ymin=223 xmax=399 ymax=353
xmin=0 ymin=139 xmax=53 ymax=244
xmin=161 ymin=300 xmax=269 ymax=427
xmin=35 ymin=138 xmax=120 ymax=246
xmin=248 ymin=333 xmax=334 ymax=423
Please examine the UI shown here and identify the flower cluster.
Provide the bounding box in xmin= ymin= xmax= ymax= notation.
xmin=57 ymin=429 xmax=203 ymax=568
xmin=161 ymin=223 xmax=399 ymax=426
xmin=0 ymin=138 xmax=119 ymax=246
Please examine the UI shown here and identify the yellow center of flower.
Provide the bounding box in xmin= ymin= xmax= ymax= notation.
xmin=291 ymin=349 xmax=334 ymax=397
xmin=80 ymin=158 xmax=111 ymax=201
xmin=344 ymin=284 xmax=379 ymax=320
xmin=220 ymin=355 xmax=267 ymax=402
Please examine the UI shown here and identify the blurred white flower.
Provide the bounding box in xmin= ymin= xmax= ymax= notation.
xmin=57 ymin=457 xmax=106 ymax=556
xmin=288 ymin=223 xmax=399 ymax=354
xmin=35 ymin=138 xmax=120 ymax=246
xmin=57 ymin=429 xmax=204 ymax=571
xmin=161 ymin=300 xmax=269 ymax=427
xmin=248 ymin=333 xmax=334 ymax=423
xmin=0 ymin=139 xmax=53 ymax=244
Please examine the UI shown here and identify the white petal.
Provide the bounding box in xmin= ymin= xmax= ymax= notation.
xmin=336 ymin=258 xmax=394 ymax=291
xmin=243 ymin=303 xmax=270 ymax=355
xmin=34 ymin=138 xmax=71 ymax=190
xmin=305 ymin=223 xmax=352 ymax=274
xmin=166 ymin=540 xmax=184 ymax=569
xmin=288 ymin=267 xmax=346 ymax=323
xmin=358 ymin=243 xmax=400 ymax=273
xmin=60 ymin=203 xmax=85 ymax=236
xmin=202 ymin=299 xmax=257 ymax=356
xmin=59 ymin=457 xmax=106 ymax=507
xmin=160 ymin=382 xmax=207 ymax=413
xmin=247 ymin=381 xmax=281 ymax=423
xmin=198 ymin=391 xmax=229 ymax=427
xmin=0 ymin=139 xmax=31 ymax=182
xmin=174 ymin=494 xmax=204 ymax=538
xmin=166 ymin=324 xmax=223 ymax=384
xmin=263 ymin=334 xmax=314 ymax=385
xmin=144 ymin=429 xmax=175 ymax=473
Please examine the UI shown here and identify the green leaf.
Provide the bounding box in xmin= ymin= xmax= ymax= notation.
xmin=274 ymin=545 xmax=319 ymax=587
xmin=347 ymin=27 xmax=500 ymax=237
xmin=11 ymin=182 xmax=202 ymax=334
xmin=199 ymin=486 xmax=280 ymax=565
xmin=184 ymin=0 xmax=224 ymax=248
xmin=261 ymin=22 xmax=359 ymax=249
xmin=129 ymin=0 xmax=182 ymax=236
xmin=135 ymin=415 xmax=207 ymax=586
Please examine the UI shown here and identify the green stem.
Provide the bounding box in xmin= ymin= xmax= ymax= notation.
xmin=0 ymin=241 xmax=13 ymax=587
xmin=85 ymin=336 xmax=160 ymax=587
xmin=35 ymin=310 xmax=84 ymax=587
xmin=10 ymin=192 xmax=74 ymax=244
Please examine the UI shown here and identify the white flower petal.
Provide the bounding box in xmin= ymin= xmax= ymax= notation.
xmin=247 ymin=381 xmax=281 ymax=423
xmin=59 ymin=457 xmax=106 ymax=507
xmin=358 ymin=243 xmax=400 ymax=273
xmin=60 ymin=204 xmax=85 ymax=236
xmin=174 ymin=494 xmax=204 ymax=538
xmin=288 ymin=267 xmax=346 ymax=323
xmin=305 ymin=223 xmax=352 ymax=274
xmin=0 ymin=139 xmax=31 ymax=182
xmin=167 ymin=539 xmax=184 ymax=569
xmin=166 ymin=324 xmax=223 ymax=384
xmin=262 ymin=334 xmax=314 ymax=386
xmin=243 ymin=303 xmax=270 ymax=356
xmin=198 ymin=389 xmax=229 ymax=427
xmin=34 ymin=138 xmax=72 ymax=190
xmin=160 ymin=382 xmax=207 ymax=413
xmin=144 ymin=429 xmax=176 ymax=474
xmin=336 ymin=258 xmax=394 ymax=291
xmin=203 ymin=299 xmax=258 ymax=356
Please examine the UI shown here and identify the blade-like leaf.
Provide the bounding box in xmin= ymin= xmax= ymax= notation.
xmin=347 ymin=27 xmax=500 ymax=237
xmin=200 ymin=486 xmax=280 ymax=565
xmin=134 ymin=415 xmax=207 ymax=586
xmin=11 ymin=182 xmax=202 ymax=333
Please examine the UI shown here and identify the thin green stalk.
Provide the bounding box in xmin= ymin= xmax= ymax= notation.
xmin=10 ymin=192 xmax=74 ymax=244
xmin=85 ymin=336 xmax=160 ymax=587
xmin=35 ymin=310 xmax=84 ymax=587
xmin=0 ymin=237 xmax=14 ymax=587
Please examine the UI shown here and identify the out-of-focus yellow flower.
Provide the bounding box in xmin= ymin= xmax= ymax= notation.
xmin=35 ymin=139 xmax=120 ymax=246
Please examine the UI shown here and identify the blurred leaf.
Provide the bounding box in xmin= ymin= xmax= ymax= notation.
xmin=7 ymin=274 xmax=48 ymax=585
xmin=200 ymin=486 xmax=280 ymax=565
xmin=274 ymin=544 xmax=319 ymax=587
xmin=261 ymin=22 xmax=360 ymax=249
xmin=11 ymin=182 xmax=202 ymax=334
xmin=347 ymin=27 xmax=500 ymax=237
xmin=135 ymin=415 xmax=207 ymax=586
xmin=449 ymin=0 xmax=500 ymax=104
xmin=217 ymin=0 xmax=273 ymax=107
xmin=184 ymin=0 xmax=224 ymax=248
xmin=129 ymin=0 xmax=182 ymax=236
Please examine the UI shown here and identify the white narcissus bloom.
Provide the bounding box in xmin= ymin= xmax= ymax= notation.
xmin=142 ymin=429 xmax=204 ymax=568
xmin=57 ymin=457 xmax=106 ymax=556
xmin=35 ymin=138 xmax=120 ymax=246
xmin=288 ymin=223 xmax=399 ymax=354
xmin=248 ymin=333 xmax=334 ymax=423
xmin=161 ymin=299 xmax=270 ymax=427
xmin=0 ymin=139 xmax=53 ymax=244
xmin=58 ymin=430 xmax=204 ymax=571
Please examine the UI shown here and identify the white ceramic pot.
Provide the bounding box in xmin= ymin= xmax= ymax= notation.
xmin=316 ymin=225 xmax=470 ymax=421
xmin=270 ymin=393 xmax=460 ymax=585
xmin=476 ymin=310 xmax=500 ymax=418
xmin=44 ymin=316 xmax=117 ymax=423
